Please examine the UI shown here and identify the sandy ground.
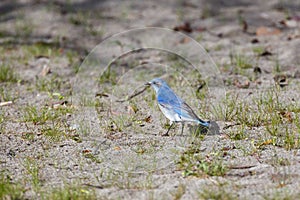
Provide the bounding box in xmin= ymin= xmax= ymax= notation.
xmin=1 ymin=0 xmax=300 ymax=199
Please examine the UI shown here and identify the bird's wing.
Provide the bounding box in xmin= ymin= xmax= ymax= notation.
xmin=159 ymin=100 xmax=209 ymax=126
xmin=157 ymin=85 xmax=184 ymax=106
xmin=176 ymin=102 xmax=209 ymax=126
xmin=155 ymin=83 xmax=209 ymax=127
xmin=156 ymin=85 xmax=200 ymax=121
xmin=173 ymin=101 xmax=200 ymax=122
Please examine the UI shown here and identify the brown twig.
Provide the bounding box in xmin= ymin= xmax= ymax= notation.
xmin=116 ymin=84 xmax=150 ymax=102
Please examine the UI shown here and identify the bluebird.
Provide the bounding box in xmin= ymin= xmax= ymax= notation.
xmin=146 ymin=78 xmax=210 ymax=136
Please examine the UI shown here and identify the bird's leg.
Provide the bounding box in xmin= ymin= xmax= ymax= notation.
xmin=180 ymin=123 xmax=185 ymax=136
xmin=163 ymin=122 xmax=174 ymax=136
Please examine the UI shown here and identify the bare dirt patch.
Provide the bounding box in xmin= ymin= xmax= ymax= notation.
xmin=1 ymin=0 xmax=300 ymax=199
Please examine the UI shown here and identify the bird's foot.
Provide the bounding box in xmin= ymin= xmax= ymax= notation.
xmin=162 ymin=132 xmax=169 ymax=136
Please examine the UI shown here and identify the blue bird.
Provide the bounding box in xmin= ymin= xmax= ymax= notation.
xmin=146 ymin=78 xmax=210 ymax=136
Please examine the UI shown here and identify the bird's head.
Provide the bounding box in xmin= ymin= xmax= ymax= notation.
xmin=145 ymin=78 xmax=166 ymax=93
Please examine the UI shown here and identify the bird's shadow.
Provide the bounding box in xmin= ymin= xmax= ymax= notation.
xmin=187 ymin=121 xmax=220 ymax=136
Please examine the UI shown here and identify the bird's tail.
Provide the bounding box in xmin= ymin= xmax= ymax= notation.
xmin=197 ymin=119 xmax=210 ymax=128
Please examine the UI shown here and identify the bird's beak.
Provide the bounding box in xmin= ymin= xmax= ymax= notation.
xmin=145 ymin=82 xmax=151 ymax=86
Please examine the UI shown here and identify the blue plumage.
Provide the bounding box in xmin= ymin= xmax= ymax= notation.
xmin=147 ymin=78 xmax=210 ymax=135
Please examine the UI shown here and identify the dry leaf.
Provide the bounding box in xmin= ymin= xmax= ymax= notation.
xmin=256 ymin=26 xmax=281 ymax=36
xmin=253 ymin=66 xmax=262 ymax=74
xmin=234 ymin=79 xmax=250 ymax=88
xmin=251 ymin=38 xmax=259 ymax=43
xmin=174 ymin=22 xmax=192 ymax=33
xmin=259 ymin=50 xmax=272 ymax=57
xmin=222 ymin=146 xmax=232 ymax=151
xmin=144 ymin=115 xmax=152 ymax=123
xmin=279 ymin=111 xmax=293 ymax=122
xmin=114 ymin=146 xmax=121 ymax=151
xmin=280 ymin=19 xmax=298 ymax=28
xmin=82 ymin=149 xmax=92 ymax=154
xmin=274 ymin=74 xmax=288 ymax=87
xmin=52 ymin=100 xmax=68 ymax=109
xmin=262 ymin=139 xmax=273 ymax=145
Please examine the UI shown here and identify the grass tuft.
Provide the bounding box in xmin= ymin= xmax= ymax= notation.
xmin=44 ymin=185 xmax=97 ymax=200
xmin=178 ymin=146 xmax=228 ymax=177
xmin=0 ymin=174 xmax=24 ymax=200
xmin=0 ymin=64 xmax=18 ymax=83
